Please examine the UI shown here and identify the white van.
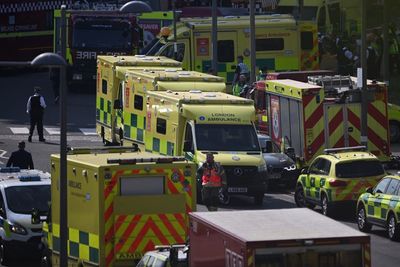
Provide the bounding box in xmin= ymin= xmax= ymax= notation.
xmin=0 ymin=167 xmax=51 ymax=264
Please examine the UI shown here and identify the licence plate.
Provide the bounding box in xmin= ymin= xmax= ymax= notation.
xmin=228 ymin=187 xmax=247 ymax=193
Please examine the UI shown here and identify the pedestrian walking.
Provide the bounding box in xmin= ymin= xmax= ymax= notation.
xmin=233 ymin=55 xmax=250 ymax=84
xmin=26 ymin=86 xmax=46 ymax=142
xmin=49 ymin=67 xmax=60 ymax=104
xmin=6 ymin=141 xmax=34 ymax=169
xmin=197 ymin=153 xmax=227 ymax=211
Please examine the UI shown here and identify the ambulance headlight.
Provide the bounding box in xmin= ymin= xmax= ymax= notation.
xmin=258 ymin=162 xmax=268 ymax=172
xmin=10 ymin=222 xmax=27 ymax=235
xmin=284 ymin=164 xmax=297 ymax=171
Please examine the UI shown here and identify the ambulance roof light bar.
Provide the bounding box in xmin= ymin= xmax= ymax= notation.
xmin=324 ymin=146 xmax=367 ymax=154
xmin=107 ymin=156 xmax=187 ymax=165
xmin=68 ymin=145 xmax=139 ymax=155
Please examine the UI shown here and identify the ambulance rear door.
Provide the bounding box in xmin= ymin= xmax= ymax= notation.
xmin=193 ymin=31 xmax=237 ymax=83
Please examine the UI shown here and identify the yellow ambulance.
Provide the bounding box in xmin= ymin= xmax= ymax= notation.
xmin=145 ymin=14 xmax=318 ymax=83
xmin=40 ymin=146 xmax=196 ymax=267
xmin=116 ymin=69 xmax=226 ymax=146
xmin=144 ymin=91 xmax=268 ymax=205
xmin=96 ymin=55 xmax=182 ymax=145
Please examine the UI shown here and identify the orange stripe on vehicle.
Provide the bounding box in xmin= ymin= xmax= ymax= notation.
xmin=158 ymin=214 xmax=185 ymax=243
xmin=167 ymin=179 xmax=179 ymax=194
xmin=128 ymin=217 xmax=169 ymax=253
xmin=349 ymin=135 xmax=360 ymax=146
xmin=368 ymin=103 xmax=387 ymax=129
xmin=104 ymin=170 xmax=124 ymax=198
xmin=114 ymin=215 xmax=142 ymax=255
xmin=348 ymin=109 xmax=361 ymax=129
xmin=334 ymin=136 xmax=345 ymax=148
xmin=329 ymin=108 xmax=343 ymax=134
xmin=104 ymin=204 xmax=113 ymax=223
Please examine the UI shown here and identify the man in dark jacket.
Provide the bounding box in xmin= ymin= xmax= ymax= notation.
xmin=26 ymin=86 xmax=46 ymax=142
xmin=6 ymin=141 xmax=34 ymax=169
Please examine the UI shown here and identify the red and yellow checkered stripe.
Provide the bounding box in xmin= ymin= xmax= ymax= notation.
xmin=303 ymin=91 xmax=325 ymax=163
xmin=103 ymin=168 xmax=193 ymax=266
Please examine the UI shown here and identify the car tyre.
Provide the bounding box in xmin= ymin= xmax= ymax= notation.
xmin=0 ymin=240 xmax=9 ymax=265
xmin=218 ymin=188 xmax=230 ymax=205
xmin=254 ymin=193 xmax=264 ymax=206
xmin=357 ymin=205 xmax=372 ymax=232
xmin=294 ymin=185 xmax=307 ymax=207
xmin=387 ymin=213 xmax=400 ymax=241
xmin=321 ymin=194 xmax=335 ymax=217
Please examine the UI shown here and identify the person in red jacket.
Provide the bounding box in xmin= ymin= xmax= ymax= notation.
xmin=197 ymin=153 xmax=227 ymax=211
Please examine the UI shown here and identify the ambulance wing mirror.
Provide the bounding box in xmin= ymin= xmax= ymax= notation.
xmin=31 ymin=208 xmax=41 ymax=225
xmin=285 ymin=147 xmax=296 ymax=161
xmin=265 ymin=140 xmax=273 ymax=153
xmin=113 ymin=99 xmax=122 ymax=109
xmin=183 ymin=140 xmax=194 ymax=153
xmin=366 ymin=187 xmax=374 ymax=194
xmin=301 ymin=168 xmax=309 ymax=175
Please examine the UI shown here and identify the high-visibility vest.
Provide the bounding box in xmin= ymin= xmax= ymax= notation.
xmin=202 ymin=168 xmax=222 ymax=187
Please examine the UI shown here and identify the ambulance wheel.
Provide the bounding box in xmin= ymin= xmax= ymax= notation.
xmin=321 ymin=194 xmax=335 ymax=217
xmin=357 ymin=205 xmax=372 ymax=232
xmin=0 ymin=240 xmax=9 ymax=265
xmin=254 ymin=193 xmax=264 ymax=206
xmin=294 ymin=185 xmax=307 ymax=207
xmin=390 ymin=121 xmax=400 ymax=143
xmin=387 ymin=213 xmax=400 ymax=241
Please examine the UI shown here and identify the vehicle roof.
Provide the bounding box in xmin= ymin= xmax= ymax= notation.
xmin=147 ymin=91 xmax=253 ymax=105
xmin=187 ymin=18 xmax=296 ymax=29
xmin=190 ymin=209 xmax=368 ymax=242
xmin=55 ymin=151 xmax=180 ymax=168
xmin=0 ymin=169 xmax=51 ymax=187
xmin=125 ymin=69 xmax=224 ymax=82
xmin=97 ymin=55 xmax=181 ymax=67
xmin=267 ymin=79 xmax=322 ymax=89
xmin=319 ymin=151 xmax=378 ymax=163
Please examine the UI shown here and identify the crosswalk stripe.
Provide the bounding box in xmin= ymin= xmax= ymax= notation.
xmin=45 ymin=127 xmax=60 ymax=135
xmin=8 ymin=127 xmax=97 ymax=136
xmin=9 ymin=127 xmax=29 ymax=134
xmin=79 ymin=128 xmax=97 ymax=136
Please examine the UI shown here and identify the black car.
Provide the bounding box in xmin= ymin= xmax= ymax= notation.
xmin=258 ymin=134 xmax=299 ymax=187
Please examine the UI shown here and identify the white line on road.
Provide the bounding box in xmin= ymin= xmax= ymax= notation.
xmin=80 ymin=128 xmax=97 ymax=136
xmin=9 ymin=127 xmax=29 ymax=134
xmin=0 ymin=149 xmax=9 ymax=165
xmin=45 ymin=127 xmax=60 ymax=135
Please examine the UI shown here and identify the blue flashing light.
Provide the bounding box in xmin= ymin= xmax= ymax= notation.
xmin=0 ymin=167 xmax=21 ymax=173
xmin=18 ymin=175 xmax=41 ymax=182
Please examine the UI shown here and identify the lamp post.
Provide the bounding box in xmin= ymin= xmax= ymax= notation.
xmin=31 ymin=52 xmax=67 ymax=266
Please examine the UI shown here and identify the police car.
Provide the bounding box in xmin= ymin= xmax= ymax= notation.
xmin=357 ymin=175 xmax=400 ymax=241
xmin=0 ymin=167 xmax=51 ymax=264
xmin=294 ymin=146 xmax=385 ymax=217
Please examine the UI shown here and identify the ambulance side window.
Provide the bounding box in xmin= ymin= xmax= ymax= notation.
xmin=156 ymin=118 xmax=167 ymax=135
xmin=134 ymin=95 xmax=143 ymax=110
xmin=102 ymin=79 xmax=107 ymax=94
xmin=310 ymin=158 xmax=331 ymax=175
xmin=184 ymin=123 xmax=194 ymax=151
xmin=217 ymin=40 xmax=234 ymax=62
xmin=301 ymin=31 xmax=314 ymax=50
xmin=256 ymin=38 xmax=284 ymax=51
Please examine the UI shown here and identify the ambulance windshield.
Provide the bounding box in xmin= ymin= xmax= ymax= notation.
xmin=72 ymin=20 xmax=132 ymax=49
xmin=195 ymin=124 xmax=260 ymax=152
xmin=5 ymin=185 xmax=50 ymax=214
